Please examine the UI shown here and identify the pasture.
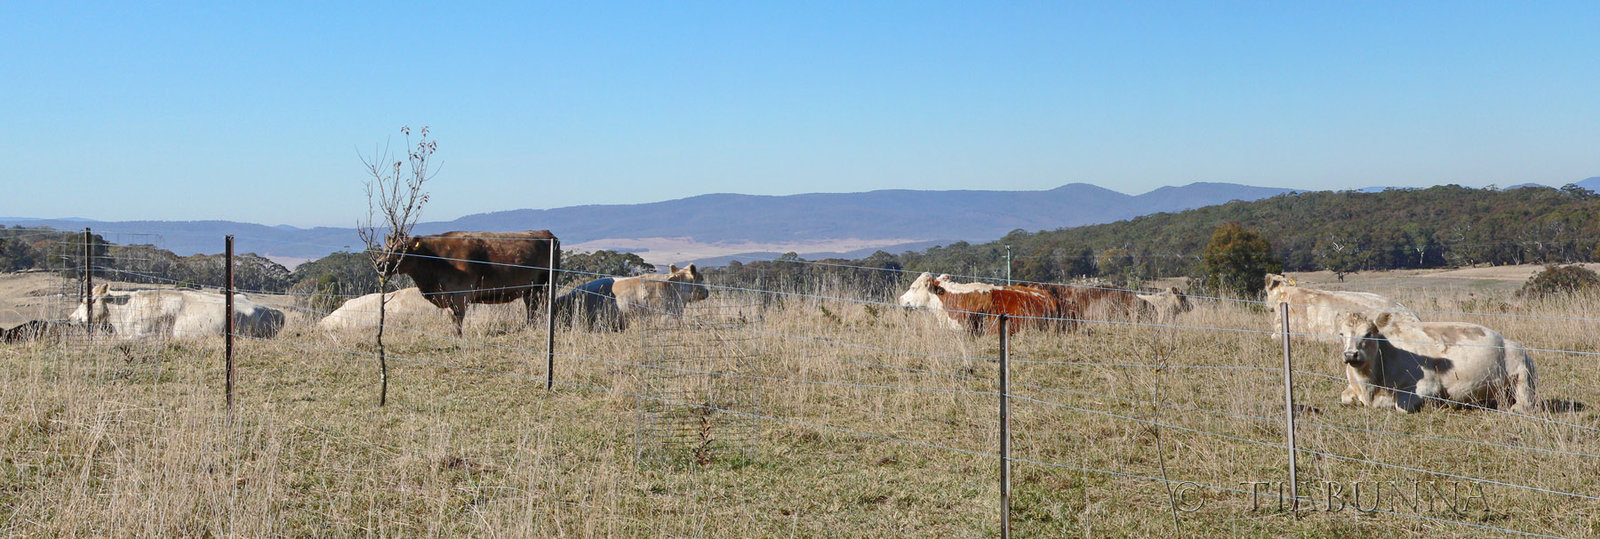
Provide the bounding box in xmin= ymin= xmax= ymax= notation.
xmin=1 ymin=266 xmax=1598 ymax=536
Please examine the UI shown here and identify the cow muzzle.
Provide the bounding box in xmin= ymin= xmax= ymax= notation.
xmin=1342 ymin=351 xmax=1363 ymax=365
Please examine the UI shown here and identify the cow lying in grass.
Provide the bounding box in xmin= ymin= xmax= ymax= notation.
xmin=554 ymin=264 xmax=709 ymax=331
xmin=1337 ymin=312 xmax=1537 ymax=414
xmin=70 ymin=284 xmax=285 ymax=340
xmin=316 ymin=287 xmax=448 ymax=333
xmin=1266 ymin=273 xmax=1425 ymax=403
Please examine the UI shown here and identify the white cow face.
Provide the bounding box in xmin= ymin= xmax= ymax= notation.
xmin=898 ymin=272 xmax=945 ymax=309
xmin=68 ymin=284 xmax=112 ymax=323
xmin=1338 ymin=312 xmax=1389 ymax=368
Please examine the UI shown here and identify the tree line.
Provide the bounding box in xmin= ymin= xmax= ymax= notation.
xmin=709 ymin=184 xmax=1600 ymax=297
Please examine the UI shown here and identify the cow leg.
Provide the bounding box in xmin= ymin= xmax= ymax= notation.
xmin=1398 ymin=375 xmax=1442 ymax=413
xmin=450 ymin=297 xmax=468 ymax=336
xmin=524 ymin=289 xmax=540 ymax=326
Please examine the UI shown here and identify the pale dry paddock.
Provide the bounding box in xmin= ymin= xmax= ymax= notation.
xmin=2 ymin=273 xmax=1599 ymax=536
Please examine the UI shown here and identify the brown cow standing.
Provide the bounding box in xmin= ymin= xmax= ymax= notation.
xmin=389 ymin=230 xmax=560 ymax=335
xmin=1034 ymin=283 xmax=1146 ymax=325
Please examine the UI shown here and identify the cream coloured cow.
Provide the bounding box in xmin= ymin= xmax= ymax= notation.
xmin=70 ymin=284 xmax=284 ymax=339
xmin=1337 ymin=312 xmax=1537 ymax=414
xmin=554 ymin=264 xmax=709 ymax=331
xmin=1264 ymin=274 xmax=1423 ymax=403
xmin=1265 ymin=274 xmax=1421 ymax=339
xmin=317 ymin=287 xmax=449 ymax=332
xmin=1135 ymin=286 xmax=1192 ymax=322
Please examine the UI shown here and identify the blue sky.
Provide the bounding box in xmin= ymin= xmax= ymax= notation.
xmin=3 ymin=2 xmax=1597 ymax=227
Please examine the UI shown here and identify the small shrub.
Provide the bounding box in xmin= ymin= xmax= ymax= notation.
xmin=1518 ymin=264 xmax=1600 ymax=299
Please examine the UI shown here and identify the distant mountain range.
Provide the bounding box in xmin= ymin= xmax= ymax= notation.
xmin=4 ymin=178 xmax=1593 ymax=266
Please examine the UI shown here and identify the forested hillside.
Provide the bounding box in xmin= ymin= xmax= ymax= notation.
xmin=889 ymin=184 xmax=1600 ymax=285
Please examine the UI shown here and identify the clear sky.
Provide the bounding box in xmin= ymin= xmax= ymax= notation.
xmin=4 ymin=2 xmax=1597 ymax=227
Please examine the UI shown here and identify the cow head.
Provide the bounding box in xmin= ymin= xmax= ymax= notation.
xmin=69 ymin=284 xmax=113 ymax=323
xmin=373 ymin=235 xmax=425 ymax=274
xmin=1166 ymin=287 xmax=1193 ymax=313
xmin=1338 ymin=312 xmax=1392 ymax=369
xmin=1265 ymin=273 xmax=1293 ymax=293
xmin=898 ymin=272 xmax=946 ymax=308
xmin=665 ymin=264 xmax=709 ymax=302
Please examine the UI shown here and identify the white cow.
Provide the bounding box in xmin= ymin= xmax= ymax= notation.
xmin=1265 ymin=274 xmax=1421 ymax=340
xmin=1337 ymin=312 xmax=1537 ymax=414
xmin=70 ymin=284 xmax=284 ymax=339
xmin=1264 ymin=274 xmax=1423 ymax=404
xmin=317 ymin=287 xmax=448 ymax=332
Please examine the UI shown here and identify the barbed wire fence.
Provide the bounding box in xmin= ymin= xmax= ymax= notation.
xmin=4 ymin=231 xmax=1598 ymax=536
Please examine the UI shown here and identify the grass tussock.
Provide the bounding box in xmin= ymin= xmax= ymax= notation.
xmin=2 ymin=276 xmax=1598 ymax=536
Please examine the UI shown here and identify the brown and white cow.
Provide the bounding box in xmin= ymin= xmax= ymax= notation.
xmin=899 ymin=273 xmax=1066 ymax=335
xmin=1337 ymin=312 xmax=1537 ymax=414
xmin=387 ymin=230 xmax=559 ymax=335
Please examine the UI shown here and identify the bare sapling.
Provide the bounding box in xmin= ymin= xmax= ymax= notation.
xmin=357 ymin=126 xmax=437 ymax=407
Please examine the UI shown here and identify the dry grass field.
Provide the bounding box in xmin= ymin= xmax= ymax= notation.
xmin=2 ymin=267 xmax=1598 ymax=536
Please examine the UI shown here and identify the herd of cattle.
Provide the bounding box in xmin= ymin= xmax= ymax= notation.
xmin=2 ymin=230 xmax=1542 ymax=415
xmin=896 ymin=271 xmax=1537 ymax=414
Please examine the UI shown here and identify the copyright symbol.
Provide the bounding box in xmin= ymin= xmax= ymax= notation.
xmin=1172 ymin=481 xmax=1206 ymax=513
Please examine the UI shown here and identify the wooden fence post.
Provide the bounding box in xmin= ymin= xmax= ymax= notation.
xmin=999 ymin=314 xmax=1011 ymax=539
xmin=1280 ymin=304 xmax=1298 ymax=514
xmin=225 ymin=235 xmax=235 ymax=416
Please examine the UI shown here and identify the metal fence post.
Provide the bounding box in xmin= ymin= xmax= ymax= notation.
xmin=546 ymin=238 xmax=559 ymax=390
xmin=225 ymin=235 xmax=235 ymax=416
xmin=1280 ymin=304 xmax=1298 ymax=514
xmin=83 ymin=228 xmax=93 ymax=344
xmin=999 ymin=314 xmax=1011 ymax=539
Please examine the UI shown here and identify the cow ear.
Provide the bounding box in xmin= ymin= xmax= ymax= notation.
xmin=1376 ymin=312 xmax=1393 ymax=328
xmin=669 ymin=264 xmax=679 ymax=273
xmin=93 ymin=284 xmax=109 ymax=297
xmin=685 ymin=263 xmax=696 ymax=273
